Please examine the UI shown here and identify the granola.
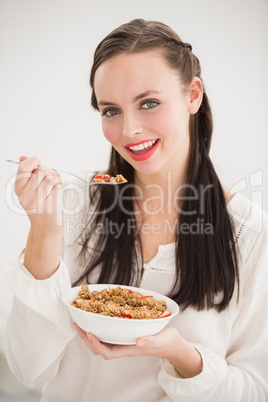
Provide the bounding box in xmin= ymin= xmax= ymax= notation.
xmin=72 ymin=286 xmax=169 ymax=319
xmin=92 ymin=174 xmax=127 ymax=183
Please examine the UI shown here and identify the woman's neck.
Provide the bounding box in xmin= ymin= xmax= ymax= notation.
xmin=134 ymin=168 xmax=188 ymax=215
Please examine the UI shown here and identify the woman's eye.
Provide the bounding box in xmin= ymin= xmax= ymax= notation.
xmin=102 ymin=109 xmax=119 ymax=117
xmin=141 ymin=101 xmax=158 ymax=109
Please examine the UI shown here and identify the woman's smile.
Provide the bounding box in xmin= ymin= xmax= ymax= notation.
xmin=125 ymin=139 xmax=160 ymax=161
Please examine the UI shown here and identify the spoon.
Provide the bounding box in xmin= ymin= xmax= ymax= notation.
xmin=6 ymin=159 xmax=127 ymax=185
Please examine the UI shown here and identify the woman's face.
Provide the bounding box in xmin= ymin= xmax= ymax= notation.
xmin=94 ymin=50 xmax=192 ymax=177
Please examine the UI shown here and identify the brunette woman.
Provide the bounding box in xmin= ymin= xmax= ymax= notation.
xmin=6 ymin=19 xmax=268 ymax=401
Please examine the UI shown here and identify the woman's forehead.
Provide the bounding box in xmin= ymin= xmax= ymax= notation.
xmin=95 ymin=50 xmax=167 ymax=77
xmin=94 ymin=51 xmax=179 ymax=101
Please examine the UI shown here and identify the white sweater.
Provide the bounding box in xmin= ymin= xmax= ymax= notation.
xmin=5 ymin=185 xmax=268 ymax=402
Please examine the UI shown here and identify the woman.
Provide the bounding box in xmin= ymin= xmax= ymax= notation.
xmin=5 ymin=19 xmax=268 ymax=401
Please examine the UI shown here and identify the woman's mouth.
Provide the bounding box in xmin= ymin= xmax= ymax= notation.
xmin=125 ymin=139 xmax=159 ymax=161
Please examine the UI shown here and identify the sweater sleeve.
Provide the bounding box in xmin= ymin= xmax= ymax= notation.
xmin=4 ymin=177 xmax=90 ymax=390
xmin=158 ymin=216 xmax=268 ymax=401
xmin=5 ymin=254 xmax=76 ymax=389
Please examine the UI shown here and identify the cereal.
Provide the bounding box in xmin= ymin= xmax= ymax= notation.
xmin=72 ymin=286 xmax=169 ymax=319
xmin=92 ymin=174 xmax=127 ymax=183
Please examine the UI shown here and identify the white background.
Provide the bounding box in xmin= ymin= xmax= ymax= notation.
xmin=0 ymin=0 xmax=267 ymax=397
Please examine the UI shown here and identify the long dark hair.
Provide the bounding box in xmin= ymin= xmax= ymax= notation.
xmin=74 ymin=19 xmax=239 ymax=312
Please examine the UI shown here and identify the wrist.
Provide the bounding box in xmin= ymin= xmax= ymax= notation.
xmin=165 ymin=334 xmax=203 ymax=379
xmin=24 ymin=227 xmax=63 ymax=279
xmin=29 ymin=220 xmax=64 ymax=242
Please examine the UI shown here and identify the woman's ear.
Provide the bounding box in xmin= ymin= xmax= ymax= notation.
xmin=188 ymin=77 xmax=203 ymax=114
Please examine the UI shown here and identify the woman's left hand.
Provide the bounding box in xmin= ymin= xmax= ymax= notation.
xmin=73 ymin=323 xmax=203 ymax=378
xmin=74 ymin=323 xmax=178 ymax=359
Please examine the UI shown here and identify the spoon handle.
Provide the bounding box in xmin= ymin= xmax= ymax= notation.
xmin=6 ymin=159 xmax=89 ymax=183
xmin=5 ymin=159 xmax=126 ymax=185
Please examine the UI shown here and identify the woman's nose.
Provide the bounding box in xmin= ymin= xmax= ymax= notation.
xmin=122 ymin=113 xmax=143 ymax=137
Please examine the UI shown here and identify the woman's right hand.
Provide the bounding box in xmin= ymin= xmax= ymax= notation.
xmin=15 ymin=155 xmax=63 ymax=235
xmin=15 ymin=156 xmax=64 ymax=279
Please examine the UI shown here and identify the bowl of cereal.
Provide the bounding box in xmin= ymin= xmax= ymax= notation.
xmin=62 ymin=284 xmax=179 ymax=344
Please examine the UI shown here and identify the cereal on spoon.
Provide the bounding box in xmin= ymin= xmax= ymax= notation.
xmin=92 ymin=174 xmax=127 ymax=183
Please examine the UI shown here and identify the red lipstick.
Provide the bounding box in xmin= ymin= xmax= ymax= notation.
xmin=125 ymin=139 xmax=159 ymax=161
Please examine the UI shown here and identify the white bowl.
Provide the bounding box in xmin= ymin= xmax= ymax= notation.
xmin=62 ymin=284 xmax=179 ymax=345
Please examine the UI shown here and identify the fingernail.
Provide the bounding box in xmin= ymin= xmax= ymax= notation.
xmin=137 ymin=339 xmax=146 ymax=347
xmin=46 ymin=175 xmax=54 ymax=181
